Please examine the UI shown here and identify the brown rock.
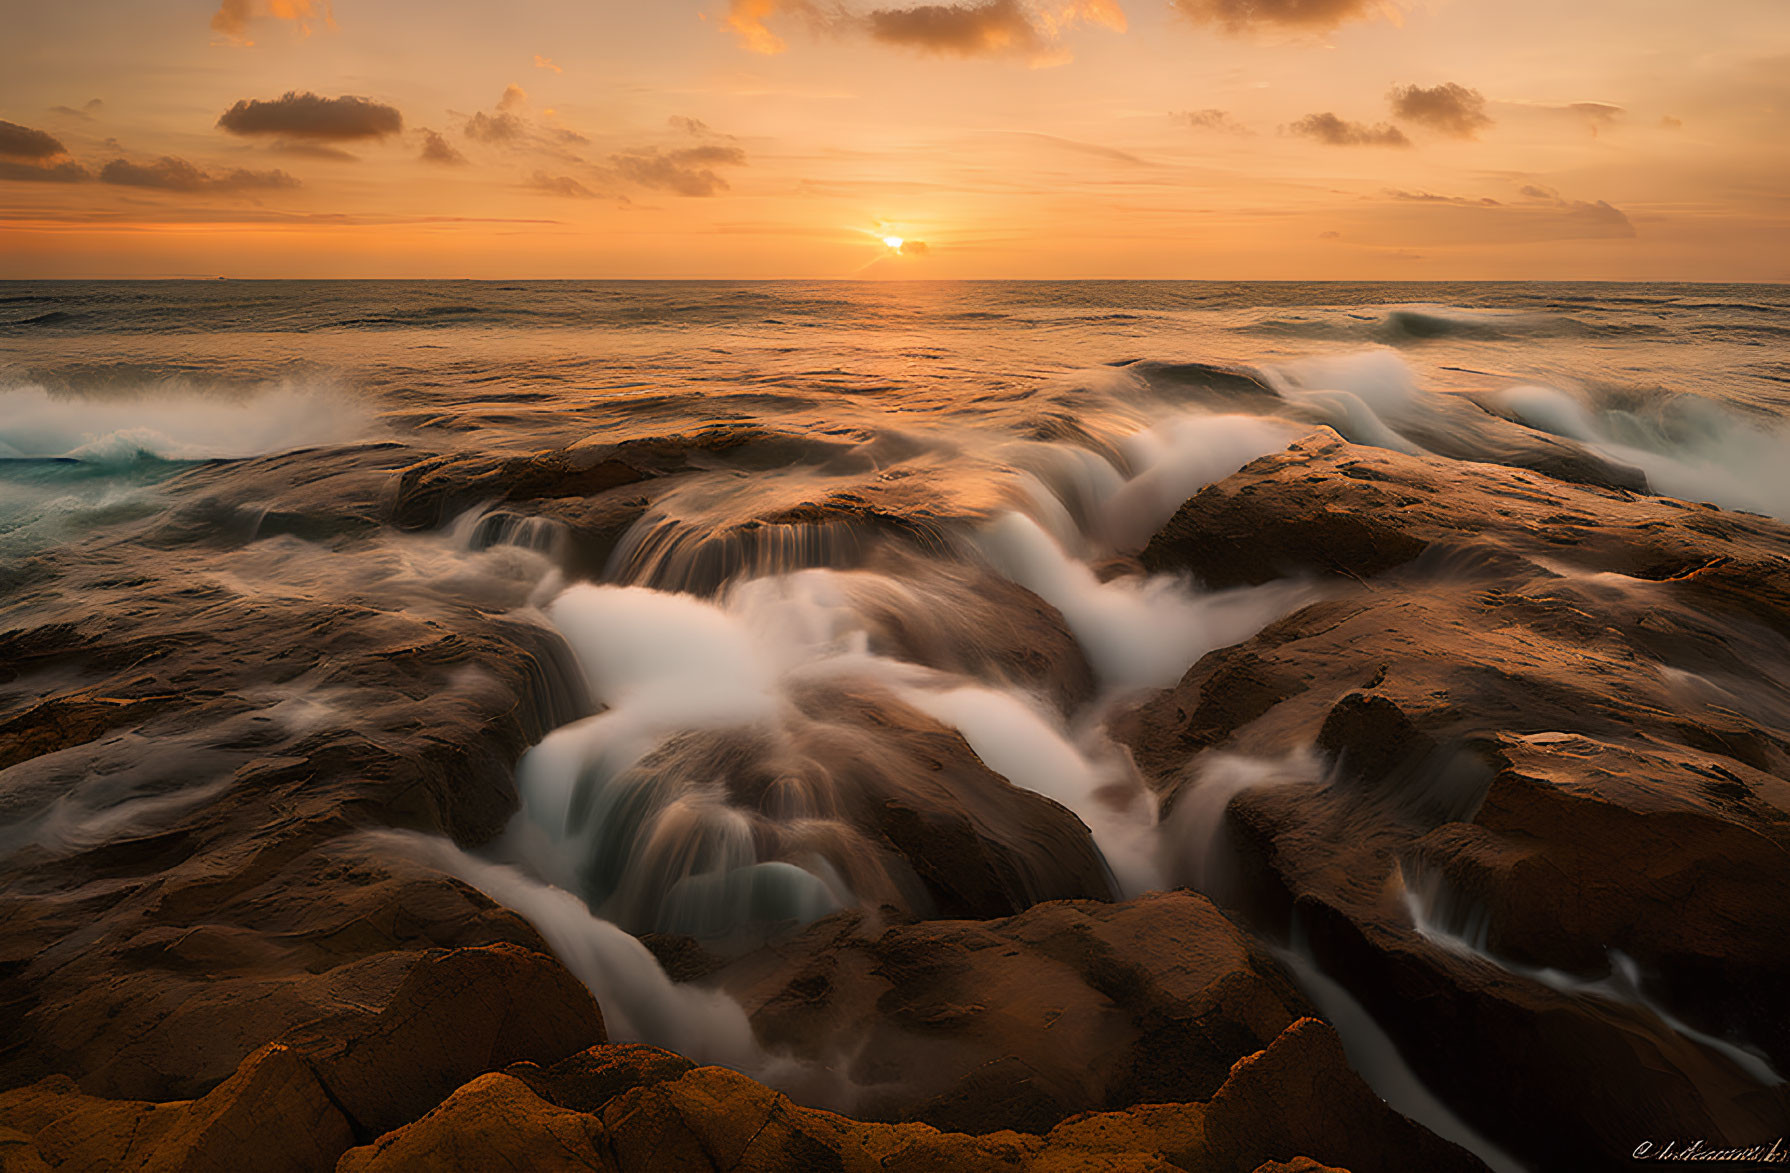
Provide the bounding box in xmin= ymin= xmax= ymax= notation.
xmin=710 ymin=890 xmax=1309 ymax=1133
xmin=283 ymin=941 xmax=608 ymax=1139
xmin=1120 ymin=433 xmax=1790 ymax=1169
xmin=341 ymin=1020 xmax=1486 ymax=1173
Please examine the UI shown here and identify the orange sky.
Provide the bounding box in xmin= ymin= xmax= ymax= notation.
xmin=1 ymin=0 xmax=1785 ymax=279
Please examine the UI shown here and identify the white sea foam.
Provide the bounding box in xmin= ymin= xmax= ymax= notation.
xmin=373 ymin=829 xmax=763 ymax=1066
xmin=0 ymin=383 xmax=373 ymax=464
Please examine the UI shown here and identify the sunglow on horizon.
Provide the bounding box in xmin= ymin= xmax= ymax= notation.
xmin=0 ymin=0 xmax=1783 ymax=280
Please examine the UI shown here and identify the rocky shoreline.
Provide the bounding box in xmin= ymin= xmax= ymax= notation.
xmin=3 ymin=417 xmax=1787 ymax=1171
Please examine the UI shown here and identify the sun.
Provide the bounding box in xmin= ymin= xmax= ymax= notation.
xmin=882 ymin=235 xmax=904 ymax=251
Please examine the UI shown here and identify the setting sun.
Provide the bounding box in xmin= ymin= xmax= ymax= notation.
xmin=882 ymin=236 xmax=904 ymax=251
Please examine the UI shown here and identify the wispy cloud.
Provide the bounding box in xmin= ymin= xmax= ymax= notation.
xmin=1175 ymin=108 xmax=1250 ymax=134
xmin=611 ymin=145 xmax=748 ymax=196
xmin=99 ymin=156 xmax=300 ymax=193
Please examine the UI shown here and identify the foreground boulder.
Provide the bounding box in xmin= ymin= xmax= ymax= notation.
xmin=337 ymin=1022 xmax=1489 ymax=1173
xmin=1123 ymin=430 xmax=1790 ymax=1168
xmin=704 ymin=890 xmax=1311 ymax=1133
xmin=0 ymin=942 xmax=606 ymax=1170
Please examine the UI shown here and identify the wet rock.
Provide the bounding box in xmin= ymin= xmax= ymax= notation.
xmin=282 ymin=941 xmax=608 ymax=1139
xmin=593 ymin=686 xmax=1115 ymax=933
xmin=1124 ymin=433 xmax=1790 ymax=1168
xmin=338 ymin=1020 xmax=1487 ymax=1172
xmin=709 ymin=890 xmax=1310 ymax=1133
xmin=0 ymin=1044 xmax=352 ymax=1173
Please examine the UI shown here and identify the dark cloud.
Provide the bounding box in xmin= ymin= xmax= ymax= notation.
xmin=1171 ymin=0 xmax=1376 ymax=31
xmin=1175 ymin=108 xmax=1249 ymax=134
xmin=0 ymin=159 xmax=89 ymax=183
xmin=0 ymin=120 xmax=69 ymax=161
xmin=1317 ymin=230 xmax=1341 ymax=239
xmin=525 ymin=171 xmax=599 ymax=198
xmin=724 ymin=0 xmax=1119 ymax=61
xmin=419 ymin=129 xmax=468 ymax=166
xmin=1388 ymin=83 xmax=1492 ymax=139
xmin=867 ymin=0 xmax=1041 ymax=57
xmin=611 ymin=145 xmax=748 ymax=196
xmin=1660 ymin=114 xmax=1683 ymax=130
xmin=48 ymin=99 xmax=103 ymax=121
xmin=218 ymin=92 xmax=402 ymax=141
xmin=1288 ymin=112 xmax=1410 ymax=147
xmin=99 ymin=156 xmax=300 ymax=193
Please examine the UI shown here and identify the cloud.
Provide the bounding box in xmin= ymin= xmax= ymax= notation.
xmin=1560 ymin=199 xmax=1633 ymax=234
xmin=419 ymin=129 xmax=468 ymax=165
xmin=1387 ymin=188 xmax=1500 ymax=206
xmin=722 ymin=0 xmax=1120 ymax=61
xmin=864 ymin=0 xmax=1123 ymax=60
xmin=0 ymin=120 xmax=69 ymax=161
xmin=1388 ymin=82 xmax=1491 ymax=139
xmin=1564 ymin=101 xmax=1623 ymax=135
xmin=1288 ymin=112 xmax=1409 ymax=147
xmin=1175 ymin=108 xmax=1249 ymax=134
xmin=1171 ymin=0 xmax=1378 ymax=32
xmin=867 ymin=0 xmax=1043 ymax=56
xmin=611 ymin=145 xmax=748 ymax=196
xmin=269 ymin=141 xmax=358 ymax=160
xmin=48 ymin=99 xmax=103 ymax=121
xmin=670 ymin=115 xmax=734 ymax=139
xmin=99 ymin=156 xmax=300 ymax=193
xmin=0 ymin=159 xmax=89 ymax=183
xmin=211 ymin=0 xmax=334 ymax=44
xmin=461 ymin=86 xmax=584 ymax=148
xmin=465 ymin=110 xmax=527 ymax=144
xmin=526 ymin=171 xmax=600 ymax=198
xmin=1514 ymin=183 xmax=1635 ymax=235
xmin=533 ymin=54 xmax=563 ymax=73
xmin=995 ymin=130 xmax=1147 ymax=164
xmin=725 ymin=0 xmax=811 ymax=54
xmin=1660 ymin=115 xmax=1683 ymax=130
xmin=218 ymin=92 xmax=402 ymax=140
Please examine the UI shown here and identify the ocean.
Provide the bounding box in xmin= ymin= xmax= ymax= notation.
xmin=3 ymin=280 xmax=1788 ymax=1170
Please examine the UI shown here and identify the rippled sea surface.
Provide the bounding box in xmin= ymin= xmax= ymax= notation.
xmin=4 ymin=280 xmax=1787 ymax=551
